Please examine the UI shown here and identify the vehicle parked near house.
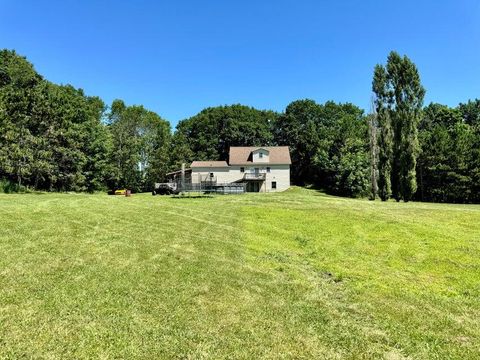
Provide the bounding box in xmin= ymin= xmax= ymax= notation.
xmin=152 ymin=183 xmax=179 ymax=195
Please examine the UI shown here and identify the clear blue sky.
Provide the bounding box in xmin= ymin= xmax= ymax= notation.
xmin=1 ymin=0 xmax=479 ymax=127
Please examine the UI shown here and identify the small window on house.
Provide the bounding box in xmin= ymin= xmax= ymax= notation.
xmin=272 ymin=181 xmax=277 ymax=189
xmin=240 ymin=167 xmax=244 ymax=173
xmin=267 ymin=167 xmax=271 ymax=173
xmin=209 ymin=172 xmax=214 ymax=178
xmin=259 ymin=152 xmax=263 ymax=158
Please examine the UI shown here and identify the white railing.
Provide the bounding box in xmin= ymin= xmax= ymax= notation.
xmin=244 ymin=173 xmax=266 ymax=180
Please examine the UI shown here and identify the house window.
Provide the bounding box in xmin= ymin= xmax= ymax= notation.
xmin=259 ymin=152 xmax=263 ymax=158
xmin=240 ymin=167 xmax=244 ymax=173
xmin=272 ymin=181 xmax=277 ymax=189
xmin=267 ymin=167 xmax=271 ymax=173
xmin=209 ymin=172 xmax=214 ymax=178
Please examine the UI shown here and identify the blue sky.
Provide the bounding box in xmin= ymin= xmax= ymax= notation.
xmin=1 ymin=0 xmax=479 ymax=127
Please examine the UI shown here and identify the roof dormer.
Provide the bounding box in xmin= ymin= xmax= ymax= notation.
xmin=229 ymin=146 xmax=291 ymax=165
xmin=251 ymin=148 xmax=270 ymax=163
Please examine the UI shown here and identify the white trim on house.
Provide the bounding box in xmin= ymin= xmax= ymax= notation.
xmin=188 ymin=146 xmax=291 ymax=192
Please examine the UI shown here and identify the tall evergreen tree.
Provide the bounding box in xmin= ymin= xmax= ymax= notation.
xmin=372 ymin=52 xmax=425 ymax=202
xmin=367 ymin=111 xmax=379 ymax=200
xmin=372 ymin=64 xmax=393 ymax=201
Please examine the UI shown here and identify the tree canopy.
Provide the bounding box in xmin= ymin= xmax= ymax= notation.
xmin=0 ymin=50 xmax=111 ymax=191
xmin=0 ymin=50 xmax=169 ymax=193
xmin=171 ymin=104 xmax=277 ymax=167
xmin=1 ymin=49 xmax=479 ymax=203
xmin=275 ymin=100 xmax=369 ymax=197
xmin=108 ymin=100 xmax=171 ymax=192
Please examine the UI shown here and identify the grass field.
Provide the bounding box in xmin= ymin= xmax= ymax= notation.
xmin=1 ymin=188 xmax=479 ymax=359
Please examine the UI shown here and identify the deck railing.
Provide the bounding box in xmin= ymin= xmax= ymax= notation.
xmin=176 ymin=182 xmax=246 ymax=194
xmin=244 ymin=173 xmax=266 ymax=180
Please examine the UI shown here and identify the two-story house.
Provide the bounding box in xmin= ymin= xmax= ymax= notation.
xmin=167 ymin=146 xmax=292 ymax=193
xmin=170 ymin=146 xmax=291 ymax=193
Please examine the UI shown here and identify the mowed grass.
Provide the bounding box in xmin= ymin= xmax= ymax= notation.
xmin=0 ymin=188 xmax=479 ymax=359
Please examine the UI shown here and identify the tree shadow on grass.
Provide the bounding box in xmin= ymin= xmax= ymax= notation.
xmin=171 ymin=195 xmax=214 ymax=199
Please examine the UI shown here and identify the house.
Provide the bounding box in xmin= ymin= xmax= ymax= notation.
xmin=167 ymin=146 xmax=291 ymax=193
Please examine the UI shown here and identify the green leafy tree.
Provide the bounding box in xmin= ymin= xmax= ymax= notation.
xmin=417 ymin=103 xmax=479 ymax=203
xmin=173 ymin=104 xmax=276 ymax=164
xmin=0 ymin=49 xmax=112 ymax=192
xmin=0 ymin=50 xmax=41 ymax=189
xmin=109 ymin=100 xmax=171 ymax=192
xmin=458 ymin=99 xmax=480 ymax=126
xmin=169 ymin=131 xmax=195 ymax=171
xmin=82 ymin=96 xmax=112 ymax=192
xmin=315 ymin=102 xmax=370 ymax=197
xmin=276 ymin=99 xmax=369 ymax=196
xmin=274 ymin=99 xmax=322 ymax=184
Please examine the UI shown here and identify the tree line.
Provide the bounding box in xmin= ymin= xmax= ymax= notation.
xmin=0 ymin=50 xmax=170 ymax=193
xmin=0 ymin=49 xmax=479 ymax=202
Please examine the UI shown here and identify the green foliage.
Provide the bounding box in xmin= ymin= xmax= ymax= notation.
xmin=0 ymin=50 xmax=170 ymax=193
xmin=372 ymin=51 xmax=425 ymax=202
xmin=1 ymin=48 xmax=479 ymax=202
xmin=0 ymin=50 xmax=39 ymax=188
xmin=417 ymin=103 xmax=480 ymax=203
xmin=275 ymin=99 xmax=322 ymax=184
xmin=373 ymin=65 xmax=393 ymax=200
xmin=0 ymin=50 xmax=111 ymax=191
xmin=172 ymin=104 xmax=276 ymax=164
xmin=0 ymin=49 xmax=41 ymax=88
xmin=276 ymin=100 xmax=370 ymax=197
xmin=0 ymin=179 xmax=28 ymax=193
xmin=330 ymin=141 xmax=370 ymax=197
xmin=458 ymin=99 xmax=480 ymax=126
xmin=108 ymin=101 xmax=171 ymax=192
xmin=168 ymin=131 xmax=194 ymax=171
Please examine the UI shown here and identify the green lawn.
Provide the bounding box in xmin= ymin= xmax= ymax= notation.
xmin=1 ymin=188 xmax=479 ymax=359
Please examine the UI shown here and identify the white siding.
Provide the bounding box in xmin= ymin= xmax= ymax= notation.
xmin=191 ymin=167 xmax=226 ymax=184
xmin=191 ymin=166 xmax=244 ymax=184
xmin=252 ymin=149 xmax=269 ymax=163
xmin=263 ymin=165 xmax=290 ymax=192
xmin=190 ymin=164 xmax=290 ymax=192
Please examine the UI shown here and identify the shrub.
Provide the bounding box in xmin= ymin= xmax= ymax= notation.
xmin=0 ymin=179 xmax=28 ymax=193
